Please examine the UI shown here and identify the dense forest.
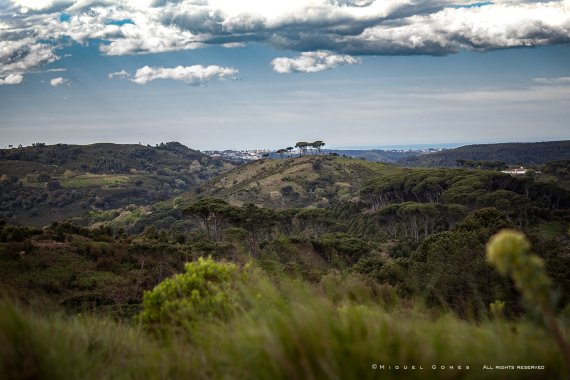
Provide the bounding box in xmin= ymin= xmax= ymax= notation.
xmin=1 ymin=143 xmax=570 ymax=379
xmin=398 ymin=140 xmax=570 ymax=167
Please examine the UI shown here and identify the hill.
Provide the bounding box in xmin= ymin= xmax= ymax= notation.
xmin=0 ymin=142 xmax=236 ymax=226
xmin=397 ymin=140 xmax=570 ymax=168
xmin=200 ymin=155 xmax=404 ymax=208
xmin=84 ymin=153 xmax=570 ymax=239
xmin=1 ymin=151 xmax=570 ymax=379
xmin=71 ymin=155 xmax=403 ymax=232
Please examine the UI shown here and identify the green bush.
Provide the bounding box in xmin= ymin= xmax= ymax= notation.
xmin=140 ymin=257 xmax=245 ymax=335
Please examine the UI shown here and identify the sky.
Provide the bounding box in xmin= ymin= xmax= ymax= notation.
xmin=0 ymin=0 xmax=569 ymax=150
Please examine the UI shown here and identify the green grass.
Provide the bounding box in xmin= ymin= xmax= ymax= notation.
xmin=0 ymin=299 xmax=186 ymax=380
xmin=61 ymin=174 xmax=132 ymax=188
xmin=1 ymin=270 xmax=567 ymax=380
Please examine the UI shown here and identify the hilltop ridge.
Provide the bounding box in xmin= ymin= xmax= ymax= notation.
xmin=397 ymin=140 xmax=570 ymax=167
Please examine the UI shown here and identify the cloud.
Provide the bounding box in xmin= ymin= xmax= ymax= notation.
xmin=11 ymin=0 xmax=75 ymax=11
xmin=0 ymin=39 xmax=58 ymax=76
xmin=221 ymin=42 xmax=247 ymax=48
xmin=50 ymin=77 xmax=69 ymax=86
xmin=272 ymin=51 xmax=360 ymax=73
xmin=533 ymin=76 xmax=570 ymax=85
xmin=1 ymin=0 xmax=570 ymax=75
xmin=97 ymin=22 xmax=204 ymax=56
xmin=130 ymin=65 xmax=238 ymax=85
xmin=333 ymin=3 xmax=570 ymax=55
xmin=108 ymin=70 xmax=129 ymax=79
xmin=0 ymin=74 xmax=24 ymax=85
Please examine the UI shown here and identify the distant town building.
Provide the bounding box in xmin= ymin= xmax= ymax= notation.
xmin=501 ymin=167 xmax=527 ymax=175
xmin=204 ymin=149 xmax=269 ymax=161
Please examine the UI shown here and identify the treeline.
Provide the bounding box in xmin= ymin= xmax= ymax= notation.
xmin=455 ymin=159 xmax=506 ymax=170
xmin=179 ymin=198 xmax=570 ymax=315
xmin=272 ymin=141 xmax=326 ymax=158
xmin=362 ymin=168 xmax=568 ymax=210
xmin=4 ymin=199 xmax=568 ymax=319
xmin=0 ymin=144 xmax=82 ymax=164
xmin=544 ymin=160 xmax=570 ymax=176
xmin=183 ymin=198 xmax=368 ymax=262
xmin=398 ymin=140 xmax=570 ymax=167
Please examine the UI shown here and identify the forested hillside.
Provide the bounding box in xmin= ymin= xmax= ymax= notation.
xmin=0 ymin=142 xmax=235 ymax=226
xmin=398 ymin=140 xmax=570 ymax=168
xmin=1 ymin=152 xmax=570 ymax=379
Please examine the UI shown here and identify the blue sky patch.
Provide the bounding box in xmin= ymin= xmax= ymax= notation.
xmin=453 ymin=2 xmax=493 ymax=9
xmin=105 ymin=19 xmax=135 ymax=26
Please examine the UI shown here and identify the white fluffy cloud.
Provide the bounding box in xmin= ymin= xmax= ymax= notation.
xmin=0 ymin=39 xmax=58 ymax=75
xmin=272 ymin=51 xmax=360 ymax=73
xmin=50 ymin=77 xmax=69 ymax=86
xmin=1 ymin=0 xmax=570 ymax=75
xmin=335 ymin=3 xmax=570 ymax=54
xmin=130 ymin=65 xmax=238 ymax=85
xmin=11 ymin=0 xmax=75 ymax=11
xmin=0 ymin=74 xmax=24 ymax=85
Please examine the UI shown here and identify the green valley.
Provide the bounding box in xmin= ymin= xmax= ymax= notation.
xmin=1 ymin=141 xmax=570 ymax=379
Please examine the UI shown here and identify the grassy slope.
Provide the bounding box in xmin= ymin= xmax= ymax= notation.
xmin=201 ymin=155 xmax=404 ymax=207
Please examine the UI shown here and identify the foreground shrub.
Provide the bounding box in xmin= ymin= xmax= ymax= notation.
xmin=487 ymin=229 xmax=570 ymax=376
xmin=140 ymin=257 xmax=246 ymax=335
xmin=1 ymin=276 xmax=568 ymax=379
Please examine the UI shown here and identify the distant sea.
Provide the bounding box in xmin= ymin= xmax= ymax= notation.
xmin=330 ymin=143 xmax=466 ymax=151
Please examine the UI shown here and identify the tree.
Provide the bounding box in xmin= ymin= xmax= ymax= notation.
xmin=312 ymin=141 xmax=325 ymax=155
xmin=183 ymin=198 xmax=238 ymax=241
xmin=411 ymin=208 xmax=516 ymax=315
xmin=235 ymin=203 xmax=276 ymax=257
xmin=286 ymin=147 xmax=294 ymax=158
xmin=295 ymin=142 xmax=309 ymax=156
xmin=295 ymin=208 xmax=333 ymax=237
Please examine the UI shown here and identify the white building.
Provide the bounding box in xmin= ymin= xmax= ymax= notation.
xmin=501 ymin=167 xmax=527 ymax=175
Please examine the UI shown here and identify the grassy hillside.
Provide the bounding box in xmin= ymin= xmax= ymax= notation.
xmin=200 ymin=155 xmax=404 ymax=207
xmin=74 ymin=155 xmax=409 ymax=232
xmin=0 ymin=142 xmax=236 ymax=226
xmin=398 ymin=140 xmax=570 ymax=168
